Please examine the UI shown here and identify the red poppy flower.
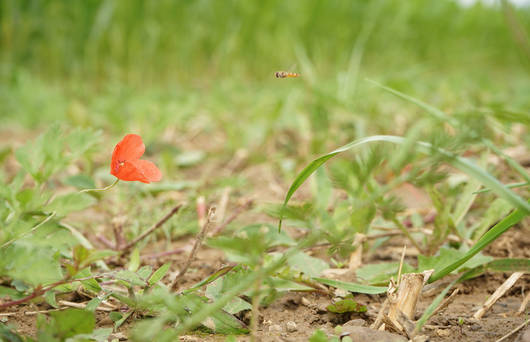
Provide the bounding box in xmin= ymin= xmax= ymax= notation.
xmin=110 ymin=134 xmax=162 ymax=183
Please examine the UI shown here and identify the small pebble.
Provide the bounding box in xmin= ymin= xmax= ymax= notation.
xmin=286 ymin=321 xmax=297 ymax=332
xmin=436 ymin=329 xmax=451 ymax=337
xmin=343 ymin=318 xmax=366 ymax=327
xmin=470 ymin=323 xmax=481 ymax=331
xmin=269 ymin=324 xmax=282 ymax=333
xmin=301 ymin=297 xmax=311 ymax=306
xmin=335 ymin=288 xmax=349 ymax=298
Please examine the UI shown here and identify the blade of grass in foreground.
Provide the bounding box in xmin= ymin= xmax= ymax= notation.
xmin=278 ymin=135 xmax=530 ymax=230
xmin=428 ymin=205 xmax=529 ymax=282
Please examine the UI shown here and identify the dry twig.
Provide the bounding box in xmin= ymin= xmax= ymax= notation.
xmin=474 ymin=272 xmax=524 ymax=320
xmin=211 ymin=198 xmax=253 ymax=236
xmin=517 ymin=291 xmax=530 ymax=315
xmin=171 ymin=207 xmax=216 ymax=290
xmin=122 ymin=203 xmax=183 ymax=252
xmin=495 ymin=318 xmax=529 ymax=342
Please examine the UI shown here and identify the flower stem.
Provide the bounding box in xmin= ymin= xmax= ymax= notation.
xmin=80 ymin=178 xmax=119 ymax=193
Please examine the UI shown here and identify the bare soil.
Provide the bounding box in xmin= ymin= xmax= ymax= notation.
xmin=2 ymin=225 xmax=528 ymax=342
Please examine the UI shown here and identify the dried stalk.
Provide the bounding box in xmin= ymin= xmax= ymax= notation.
xmin=171 ymin=207 xmax=216 ymax=290
xmin=122 ymin=204 xmax=183 ymax=251
xmin=388 ymin=273 xmax=425 ymax=335
xmin=211 ymin=199 xmax=253 ymax=236
xmin=474 ymin=272 xmax=524 ymax=320
xmin=517 ymin=291 xmax=530 ymax=315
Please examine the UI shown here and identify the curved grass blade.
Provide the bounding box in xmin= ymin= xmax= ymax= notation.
xmin=278 ymin=135 xmax=530 ymax=230
xmin=429 ymin=205 xmax=529 ymax=282
xmin=473 ymin=181 xmax=529 ymax=194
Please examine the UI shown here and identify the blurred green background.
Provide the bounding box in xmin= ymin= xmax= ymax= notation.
xmin=1 ymin=0 xmax=529 ymax=150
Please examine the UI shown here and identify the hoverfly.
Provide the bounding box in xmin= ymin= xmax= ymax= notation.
xmin=275 ymin=65 xmax=300 ymax=79
xmin=275 ymin=71 xmax=300 ymax=79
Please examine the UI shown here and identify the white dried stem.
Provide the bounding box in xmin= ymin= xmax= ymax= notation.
xmin=474 ymin=272 xmax=524 ymax=320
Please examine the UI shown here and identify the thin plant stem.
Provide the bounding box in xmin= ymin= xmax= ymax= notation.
xmin=250 ymin=264 xmax=264 ymax=342
xmin=392 ymin=217 xmax=424 ymax=254
xmin=171 ymin=206 xmax=216 ymax=290
xmin=80 ymin=178 xmax=119 ymax=193
xmin=0 ymin=211 xmax=56 ymax=249
xmin=122 ymin=203 xmax=183 ymax=251
xmin=0 ymin=275 xmax=103 ymax=310
xmin=473 ymin=181 xmax=529 ymax=194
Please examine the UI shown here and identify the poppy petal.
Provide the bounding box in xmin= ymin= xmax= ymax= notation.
xmin=129 ymin=159 xmax=162 ymax=183
xmin=113 ymin=161 xmax=150 ymax=183
xmin=111 ymin=134 xmax=145 ymax=164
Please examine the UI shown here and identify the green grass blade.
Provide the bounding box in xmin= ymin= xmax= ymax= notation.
xmin=366 ymin=79 xmax=456 ymax=124
xmin=278 ymin=135 xmax=530 ymax=230
xmin=312 ymin=277 xmax=387 ymax=294
xmin=414 ymin=277 xmax=459 ymax=334
xmin=429 ymin=204 xmax=529 ymax=282
xmin=483 ymin=139 xmax=530 ymax=183
xmin=473 ymin=181 xmax=529 ymax=194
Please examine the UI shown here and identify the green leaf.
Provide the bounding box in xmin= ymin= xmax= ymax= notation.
xmin=46 ymin=192 xmax=96 ymax=217
xmin=309 ymin=329 xmax=331 ymax=342
xmin=74 ymin=328 xmax=113 ymax=342
xmin=115 ymin=270 xmax=146 ymax=287
xmin=356 ymin=262 xmax=414 ymax=285
xmin=312 ymin=278 xmax=387 ymax=294
xmin=204 ymin=266 xmax=253 ymax=314
xmin=113 ymin=311 xmax=133 ymax=329
xmin=128 ymin=248 xmax=140 ymax=272
xmin=64 ymin=174 xmax=96 ymax=190
xmin=137 ymin=265 xmax=153 ymax=281
xmin=417 ymin=248 xmax=492 ymax=274
xmin=287 ymin=252 xmax=329 ymax=277
xmin=44 ymin=290 xmax=58 ymax=308
xmin=0 ymin=322 xmax=24 ymax=342
xmin=186 ymin=265 xmax=235 ymax=292
xmin=326 ymin=298 xmax=367 ymax=313
xmin=85 ymin=292 xmax=112 ymax=312
xmin=181 ymin=293 xmax=248 ymax=334
xmin=0 ymin=242 xmax=63 ymax=286
xmin=48 ymin=308 xmax=95 ymax=339
xmin=79 ymin=250 xmax=117 ymax=269
xmin=222 ymin=296 xmax=252 ymax=315
xmin=109 ymin=312 xmax=123 ymax=322
xmin=148 ymin=262 xmax=172 ymax=286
